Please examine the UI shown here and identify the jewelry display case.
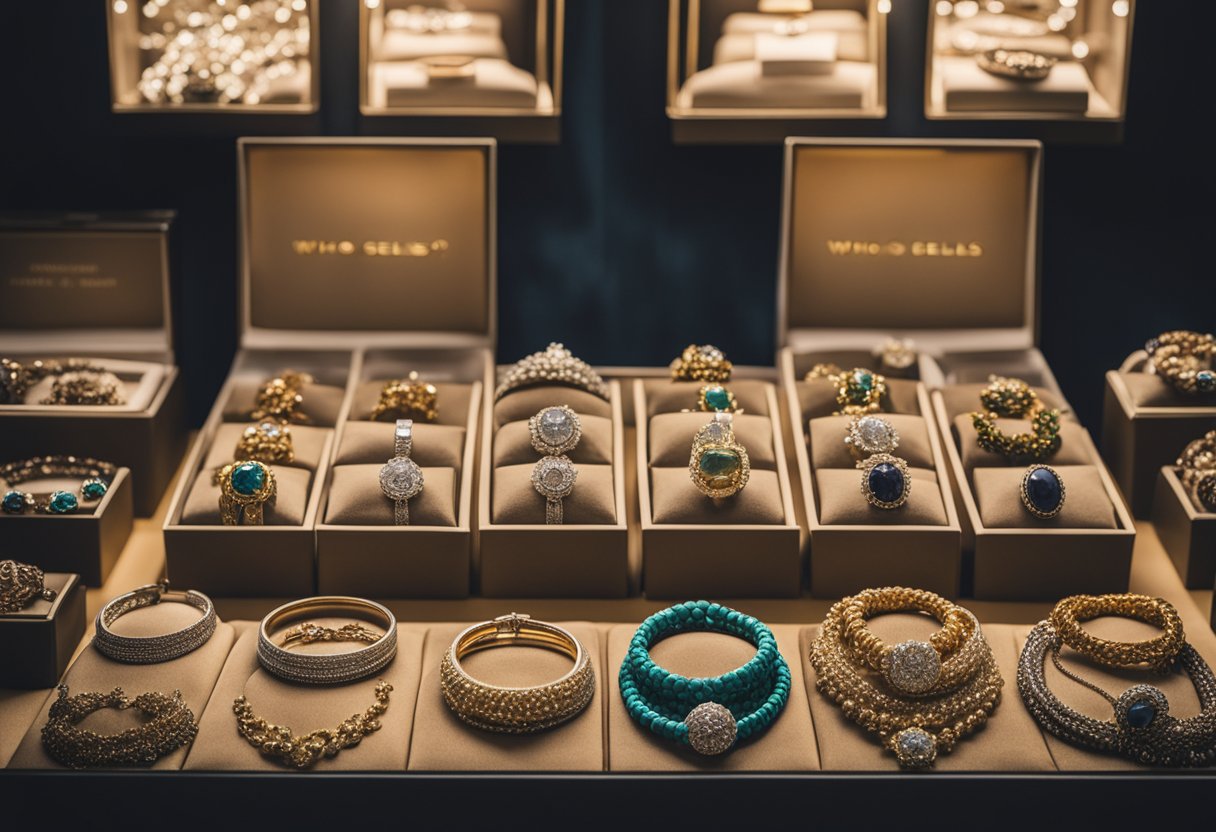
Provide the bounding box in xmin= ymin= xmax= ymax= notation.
xmin=163 ymin=138 xmax=496 ymax=598
xmin=925 ymin=0 xmax=1134 ymax=122
xmin=359 ymin=0 xmax=563 ymax=141
xmin=0 ymin=571 xmax=85 ymax=690
xmin=667 ymin=0 xmax=888 ymax=142
xmin=106 ymin=0 xmax=320 ymax=113
xmin=0 ymin=212 xmax=187 ymax=519
xmin=1153 ymin=465 xmax=1216 ymax=590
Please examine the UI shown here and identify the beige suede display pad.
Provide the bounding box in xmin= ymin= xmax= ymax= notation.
xmin=815 ymin=467 xmax=948 ymax=526
xmin=650 ymin=468 xmax=786 ymax=525
xmin=1118 ymin=370 xmax=1216 ymax=409
xmin=324 ymin=465 xmax=457 ymax=527
xmin=335 ymin=422 xmax=466 ymax=469
xmin=348 ymin=381 xmax=474 ymax=426
xmin=181 ymin=465 xmax=312 ymax=526
xmin=809 ymin=414 xmax=935 ymax=470
xmin=222 ymin=379 xmax=346 ymax=427
xmin=938 ymin=383 xmax=1071 ymax=421
xmin=202 ymin=424 xmax=330 ymax=472
xmin=408 ymin=622 xmax=606 ymax=771
xmin=973 ymin=466 xmax=1118 ymax=530
xmin=953 ymin=414 xmax=1094 ymax=471
xmin=492 ymin=415 xmax=613 ymax=467
xmin=492 ymin=463 xmax=616 ymax=525
xmin=605 ymin=624 xmax=819 ymax=771
xmin=183 ymin=621 xmax=424 ymax=772
xmin=800 ymin=616 xmax=1055 ymax=771
xmin=8 ymin=605 xmax=236 ymax=770
xmin=1013 ymin=617 xmax=1207 ymax=771
xmin=494 ymin=387 xmax=612 ymax=426
xmin=796 ymin=378 xmax=921 ymax=421
xmin=642 ymin=379 xmax=772 ymax=417
xmin=650 ymin=412 xmax=776 ymax=469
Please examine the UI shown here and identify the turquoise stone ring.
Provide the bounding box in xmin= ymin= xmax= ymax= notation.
xmin=689 ymin=411 xmax=750 ymax=498
xmin=697 ymin=383 xmax=738 ymax=413
xmin=218 ymin=459 xmax=277 ymax=525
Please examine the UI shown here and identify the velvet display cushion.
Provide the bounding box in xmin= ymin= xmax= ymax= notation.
xmin=815 ymin=467 xmax=948 ymax=526
xmin=649 ymin=468 xmax=786 ymax=525
xmin=937 ymin=383 xmax=1073 ymax=422
xmin=953 ymin=414 xmax=1094 ymax=472
xmin=492 ymin=464 xmax=616 ymax=525
xmin=181 ymin=465 xmax=312 ymax=526
xmin=1117 ymin=370 xmax=1216 ymax=409
xmin=203 ymin=423 xmax=331 ymax=472
xmin=809 ymin=413 xmax=935 ymax=470
xmin=325 ymin=465 xmax=457 ymax=527
xmin=643 ymin=379 xmax=772 ymax=418
xmin=798 ymin=378 xmax=922 ymax=421
xmin=493 ymin=415 xmax=613 ymax=467
xmin=650 ymin=412 xmax=776 ymax=469
xmin=972 ymin=465 xmax=1117 ymax=529
xmin=222 ymin=379 xmax=346 ymax=427
xmin=348 ymin=381 xmax=474 ymax=427
xmin=493 ymin=387 xmax=612 ymax=426
xmin=335 ymin=421 xmax=466 ymax=469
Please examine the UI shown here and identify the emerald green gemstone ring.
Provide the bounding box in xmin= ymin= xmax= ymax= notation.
xmin=689 ymin=411 xmax=750 ymax=499
xmin=697 ymin=383 xmax=738 ymax=413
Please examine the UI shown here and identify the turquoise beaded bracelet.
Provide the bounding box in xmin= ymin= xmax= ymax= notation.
xmin=619 ymin=601 xmax=790 ymax=755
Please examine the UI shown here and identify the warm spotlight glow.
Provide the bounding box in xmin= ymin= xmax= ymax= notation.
xmin=986 ymin=1 xmax=1004 ymax=12
xmin=954 ymin=0 xmax=980 ymax=18
xmin=1072 ymin=40 xmax=1090 ymax=59
xmin=1113 ymin=0 xmax=1130 ymax=17
xmin=113 ymin=0 xmax=129 ymax=13
xmin=1047 ymin=14 xmax=1066 ymax=31
xmin=936 ymin=1 xmax=954 ymax=17
xmin=366 ymin=0 xmax=382 ymax=8
xmin=1059 ymin=0 xmax=1078 ymax=6
xmin=877 ymin=0 xmax=891 ymax=14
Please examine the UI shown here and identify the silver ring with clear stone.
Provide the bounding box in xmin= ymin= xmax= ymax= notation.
xmin=380 ymin=419 xmax=424 ymax=525
xmin=845 ymin=414 xmax=900 ymax=461
xmin=529 ymin=405 xmax=582 ymax=456
xmin=532 ymin=455 xmax=577 ymax=524
xmin=94 ymin=583 xmax=217 ymax=664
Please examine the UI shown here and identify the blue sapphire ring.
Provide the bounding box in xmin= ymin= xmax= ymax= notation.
xmin=219 ymin=459 xmax=277 ymax=525
xmin=859 ymin=453 xmax=910 ymax=510
xmin=1020 ymin=464 xmax=1065 ymax=519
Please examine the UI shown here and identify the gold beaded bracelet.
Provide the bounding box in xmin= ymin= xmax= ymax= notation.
xmin=1145 ymin=331 xmax=1215 ymax=395
xmin=1048 ymin=594 xmax=1185 ymax=673
xmin=41 ymin=685 xmax=197 ymax=769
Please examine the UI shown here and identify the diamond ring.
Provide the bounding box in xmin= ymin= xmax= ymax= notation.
xmin=671 ymin=344 xmax=732 ymax=383
xmin=380 ymin=419 xmax=424 ymax=526
xmin=845 ymin=414 xmax=900 ymax=460
xmin=236 ymin=420 xmax=295 ymax=465
xmin=529 ymin=405 xmax=582 ymax=456
xmin=532 ymin=456 xmax=577 ymax=524
xmin=495 ymin=343 xmax=609 ymax=401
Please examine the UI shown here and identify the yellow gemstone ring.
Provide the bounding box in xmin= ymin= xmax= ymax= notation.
xmin=689 ymin=411 xmax=750 ymax=499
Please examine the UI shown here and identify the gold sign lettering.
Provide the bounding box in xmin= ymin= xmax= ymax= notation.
xmin=292 ymin=239 xmax=450 ymax=257
xmin=825 ymin=241 xmax=983 ymax=257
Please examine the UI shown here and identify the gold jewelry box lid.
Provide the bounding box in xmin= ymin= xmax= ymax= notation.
xmin=0 ymin=211 xmax=176 ymax=361
xmin=237 ymin=138 xmax=497 ymax=352
xmin=777 ymin=138 xmax=1042 ymax=357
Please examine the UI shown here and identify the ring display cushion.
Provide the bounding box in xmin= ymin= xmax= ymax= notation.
xmin=714 ymin=12 xmax=869 ymax=63
xmin=493 ymin=415 xmax=613 ymax=467
xmin=181 ymin=465 xmax=312 ymax=526
xmin=643 ymin=380 xmax=772 ymax=418
xmin=649 ymin=468 xmax=785 ymax=525
xmin=222 ymin=379 xmax=346 ymax=427
xmin=937 ymin=383 xmax=1072 ymax=422
xmin=324 ymin=465 xmax=458 ymax=527
xmin=650 ymin=412 xmax=776 ymax=469
xmin=20 ymin=371 xmax=147 ymax=409
xmin=815 ymin=467 xmax=949 ymax=526
xmin=680 ymin=60 xmax=874 ymax=109
xmin=492 ymin=464 xmax=616 ymax=525
xmin=1118 ymin=370 xmax=1216 ymax=408
xmin=809 ymin=414 xmax=935 ymax=471
xmin=349 ymin=381 xmax=475 ymax=427
xmin=335 ymin=422 xmax=467 ymax=470
xmin=952 ymin=415 xmax=1094 ymax=472
xmin=183 ymin=621 xmax=423 ymax=772
xmin=203 ymin=424 xmax=331 ymax=473
xmin=375 ymin=31 xmax=508 ymax=63
xmin=606 ymin=624 xmax=819 ymax=771
xmin=973 ymin=465 xmax=1117 ymax=530
xmin=409 ymin=622 xmax=606 ymax=771
xmin=1013 ymin=616 xmax=1204 ymax=772
xmin=494 ymin=386 xmax=612 ymax=426
xmin=7 ymin=608 xmax=236 ymax=770
xmin=801 ymin=617 xmax=1055 ymax=771
xmin=374 ymin=59 xmax=540 ymax=109
xmin=797 ymin=378 xmax=922 ymax=421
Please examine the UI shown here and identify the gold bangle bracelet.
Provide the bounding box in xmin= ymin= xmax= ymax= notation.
xmin=441 ymin=613 xmax=595 ymax=734
xmin=1048 ymin=594 xmax=1185 ymax=673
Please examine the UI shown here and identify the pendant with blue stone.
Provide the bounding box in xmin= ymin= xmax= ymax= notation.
xmin=1116 ymin=684 xmax=1169 ymax=733
xmin=860 ymin=453 xmax=911 ymax=509
xmin=1020 ymin=464 xmax=1065 ymax=519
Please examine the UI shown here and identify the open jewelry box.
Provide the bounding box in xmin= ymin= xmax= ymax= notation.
xmin=359 ymin=0 xmax=564 ymax=142
xmin=777 ymin=138 xmax=1134 ymax=600
xmin=667 ymin=0 xmax=888 ymax=142
xmin=0 ymin=212 xmax=186 ymax=531
xmin=163 ymin=138 xmax=496 ymax=598
xmin=925 ymin=0 xmax=1134 ymax=124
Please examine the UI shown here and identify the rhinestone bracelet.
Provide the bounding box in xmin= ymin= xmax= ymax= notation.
xmin=41 ymin=685 xmax=197 ymax=769
xmin=1144 ymin=330 xmax=1215 ymax=395
xmin=619 ymin=601 xmax=790 ymax=756
xmin=1 ymin=455 xmax=116 ymax=515
xmin=441 ymin=613 xmax=596 ymax=734
xmin=494 ymin=342 xmax=609 ymax=402
xmin=257 ymin=596 xmax=397 ymax=685
xmin=0 ymin=559 xmax=58 ymax=614
xmin=1018 ymin=599 xmax=1216 ymax=768
xmin=94 ymin=584 xmax=217 ymax=664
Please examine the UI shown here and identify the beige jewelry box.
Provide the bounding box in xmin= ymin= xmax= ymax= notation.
xmin=360 ymin=0 xmax=564 ymax=143
xmin=667 ymin=0 xmax=888 ymax=142
xmin=0 ymin=212 xmax=187 ymax=518
xmin=1152 ymin=465 xmax=1216 ymax=590
xmin=777 ymin=138 xmax=1133 ymax=600
xmin=0 ymin=572 xmax=86 ymax=690
xmin=1102 ymin=352 xmax=1216 ymax=518
xmin=165 ymin=138 xmax=497 ymax=598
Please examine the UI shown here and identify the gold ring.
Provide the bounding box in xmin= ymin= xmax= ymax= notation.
xmin=697 ymin=383 xmax=738 ymax=413
xmin=874 ymin=338 xmax=916 ymax=373
xmin=689 ymin=411 xmax=750 ymax=498
xmin=371 ymin=371 xmax=439 ymax=423
xmin=971 ymin=408 xmax=1061 ymax=462
xmin=250 ymin=370 xmax=313 ymax=424
xmin=833 ymin=367 xmax=886 ymax=416
xmin=804 ymin=362 xmax=842 ymax=381
xmin=218 ymin=460 xmax=276 ymax=526
xmin=976 ymin=48 xmax=1056 ymax=81
xmin=1145 ymin=331 xmax=1215 ymax=395
xmin=671 ymin=344 xmax=732 ymax=383
xmin=236 ymin=420 xmax=295 ymax=465
xmin=980 ymin=375 xmax=1041 ymax=417
xmin=441 ymin=613 xmax=596 ymax=734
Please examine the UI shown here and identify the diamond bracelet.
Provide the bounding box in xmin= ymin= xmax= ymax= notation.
xmin=257 ymin=596 xmax=398 ymax=685
xmin=94 ymin=584 xmax=217 ymax=664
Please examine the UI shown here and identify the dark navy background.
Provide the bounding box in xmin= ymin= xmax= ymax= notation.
xmin=1 ymin=1 xmax=1213 ymax=434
